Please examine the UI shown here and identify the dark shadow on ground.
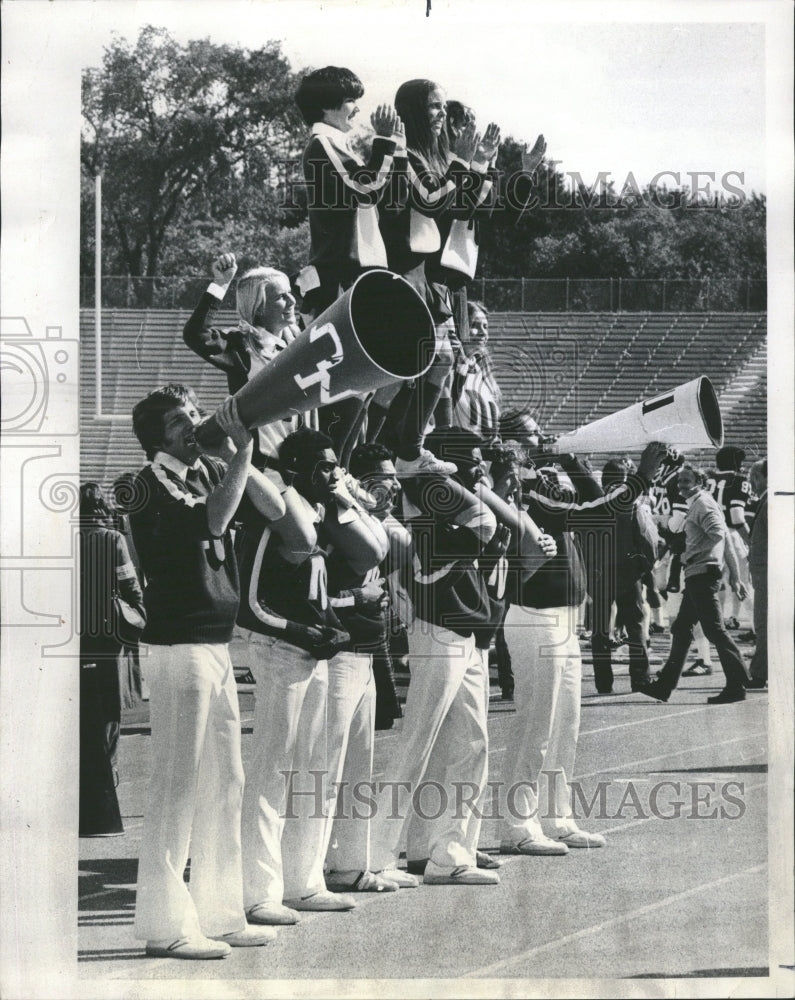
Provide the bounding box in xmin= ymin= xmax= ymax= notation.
xmin=79 ymin=858 xmax=138 ymax=911
xmin=630 ymin=967 xmax=768 ymax=978
xmin=650 ymin=764 xmax=767 ymax=774
xmin=78 ymin=949 xmax=148 ymax=963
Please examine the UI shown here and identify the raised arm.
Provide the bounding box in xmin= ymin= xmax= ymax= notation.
xmin=323 ymin=497 xmax=390 ymax=578
xmin=202 ymin=397 xmax=256 ymax=537
xmin=182 ymin=253 xmax=243 ymax=373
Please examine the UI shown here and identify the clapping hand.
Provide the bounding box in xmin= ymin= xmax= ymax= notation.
xmin=452 ymin=121 xmax=479 ymax=162
xmin=476 ymin=122 xmax=501 ymax=161
xmin=372 ymin=104 xmax=400 ymax=137
xmin=521 ymin=134 xmax=547 ymax=174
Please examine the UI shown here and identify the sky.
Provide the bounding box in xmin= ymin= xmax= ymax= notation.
xmin=64 ymin=0 xmax=768 ymax=196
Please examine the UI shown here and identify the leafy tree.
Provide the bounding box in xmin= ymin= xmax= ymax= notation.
xmin=82 ymin=26 xmax=308 ymax=300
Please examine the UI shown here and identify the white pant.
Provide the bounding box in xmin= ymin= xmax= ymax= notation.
xmin=324 ymin=650 xmax=376 ymax=872
xmin=241 ymin=633 xmax=328 ymax=907
xmin=370 ymin=624 xmax=489 ymax=871
xmin=134 ymin=643 xmax=246 ymax=941
xmin=502 ymin=605 xmax=582 ymax=841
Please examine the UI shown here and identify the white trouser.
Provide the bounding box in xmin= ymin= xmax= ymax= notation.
xmin=370 ymin=624 xmax=489 ymax=871
xmin=241 ymin=632 xmax=328 ymax=907
xmin=501 ymin=604 xmax=582 ymax=841
xmin=324 ymin=650 xmax=376 ymax=872
xmin=134 ymin=643 xmax=246 ymax=941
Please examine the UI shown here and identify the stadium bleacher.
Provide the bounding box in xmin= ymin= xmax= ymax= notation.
xmin=79 ymin=309 xmax=767 ymax=487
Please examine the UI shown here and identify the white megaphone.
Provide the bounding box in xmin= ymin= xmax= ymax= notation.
xmin=551 ymin=376 xmax=724 ymax=454
xmin=195 ymin=269 xmax=436 ymax=447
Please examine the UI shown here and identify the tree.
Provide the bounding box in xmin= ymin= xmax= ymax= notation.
xmin=82 ymin=26 xmax=308 ymax=301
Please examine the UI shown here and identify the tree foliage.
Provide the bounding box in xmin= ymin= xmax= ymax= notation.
xmin=479 ymin=137 xmax=766 ymax=284
xmin=82 ymin=26 xmax=309 ymax=295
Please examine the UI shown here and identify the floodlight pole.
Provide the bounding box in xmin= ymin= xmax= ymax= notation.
xmin=95 ymin=172 xmax=102 ymax=418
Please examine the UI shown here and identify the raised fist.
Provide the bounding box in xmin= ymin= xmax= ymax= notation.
xmin=212 ymin=252 xmax=238 ymax=286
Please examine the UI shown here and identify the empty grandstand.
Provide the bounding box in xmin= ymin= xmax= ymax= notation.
xmin=79 ymin=308 xmax=767 ymax=487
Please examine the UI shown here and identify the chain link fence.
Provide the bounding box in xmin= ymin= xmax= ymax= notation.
xmin=81 ymin=275 xmax=766 ymax=312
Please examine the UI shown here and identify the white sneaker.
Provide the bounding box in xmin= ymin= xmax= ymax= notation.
xmin=557 ymin=829 xmax=606 ymax=849
xmin=245 ymin=901 xmax=300 ymax=925
xmin=423 ymin=859 xmax=500 ymax=885
xmin=283 ymin=889 xmax=356 ymax=911
xmin=376 ymin=864 xmax=419 ymax=888
xmin=325 ymin=869 xmax=398 ymax=893
xmin=145 ymin=935 xmax=231 ymax=960
xmin=212 ymin=924 xmax=277 ymax=947
xmin=395 ymin=449 xmax=457 ymax=478
xmin=500 ymin=835 xmax=569 ymax=856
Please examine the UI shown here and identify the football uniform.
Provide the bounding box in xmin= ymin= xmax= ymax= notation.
xmin=705 ymin=470 xmax=751 ymax=531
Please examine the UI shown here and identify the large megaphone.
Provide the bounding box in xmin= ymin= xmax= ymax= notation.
xmin=196 ymin=269 xmax=435 ymax=445
xmin=552 ymin=376 xmax=724 ymax=454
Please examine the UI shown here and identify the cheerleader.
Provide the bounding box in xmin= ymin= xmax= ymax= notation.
xmin=372 ymin=79 xmax=500 ymax=475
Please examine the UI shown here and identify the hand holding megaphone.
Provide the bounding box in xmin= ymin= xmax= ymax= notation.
xmin=194 ymin=270 xmax=436 ymax=448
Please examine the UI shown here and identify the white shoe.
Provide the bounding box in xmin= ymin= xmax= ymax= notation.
xmin=145 ymin=935 xmax=231 ymax=960
xmin=283 ymin=889 xmax=356 ymax=911
xmin=326 ymin=869 xmax=398 ymax=893
xmin=212 ymin=924 xmax=277 ymax=947
xmin=423 ymin=860 xmax=500 ymax=885
xmin=246 ymin=901 xmax=300 ymax=925
xmin=500 ymin=835 xmax=569 ymax=856
xmin=376 ymin=865 xmax=419 ymax=888
xmin=395 ymin=449 xmax=457 ymax=478
xmin=557 ymin=829 xmax=606 ymax=849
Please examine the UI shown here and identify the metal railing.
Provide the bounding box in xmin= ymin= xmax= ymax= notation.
xmin=80 ymin=275 xmax=766 ymax=312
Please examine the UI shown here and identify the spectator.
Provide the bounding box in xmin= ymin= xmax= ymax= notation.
xmin=705 ymin=445 xmax=753 ymax=630
xmin=79 ymin=482 xmax=145 ymax=837
xmin=111 ymin=472 xmax=147 ymax=708
xmin=584 ymin=447 xmax=665 ymax=694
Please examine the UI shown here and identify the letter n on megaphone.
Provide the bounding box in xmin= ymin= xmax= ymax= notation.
xmin=552 ymin=376 xmax=724 ymax=453
xmin=196 ymin=269 xmax=436 ymax=445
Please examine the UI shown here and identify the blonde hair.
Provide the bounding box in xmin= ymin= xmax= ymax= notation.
xmin=235 ymin=267 xmax=289 ymax=332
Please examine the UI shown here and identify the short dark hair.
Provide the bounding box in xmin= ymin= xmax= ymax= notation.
xmin=715 ymin=445 xmax=746 ymax=471
xmin=424 ymin=426 xmax=485 ymax=471
xmin=349 ymin=441 xmax=395 ymax=479
xmin=295 ymin=66 xmax=364 ymax=126
xmin=132 ymin=383 xmax=202 ymax=460
xmin=80 ymin=481 xmax=113 ymax=525
xmin=278 ymin=427 xmax=335 ymax=472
